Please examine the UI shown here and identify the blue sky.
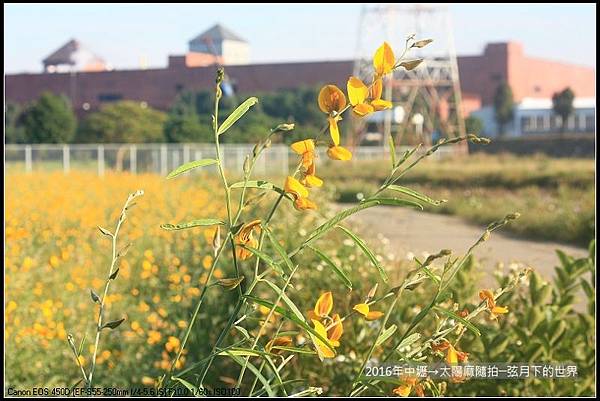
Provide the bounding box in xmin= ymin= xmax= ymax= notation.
xmin=4 ymin=3 xmax=596 ymax=73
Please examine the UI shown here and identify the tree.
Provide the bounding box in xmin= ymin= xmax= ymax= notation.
xmin=493 ymin=83 xmax=514 ymax=137
xmin=164 ymin=91 xmax=212 ymax=143
xmin=22 ymin=91 xmax=76 ymax=143
xmin=552 ymin=87 xmax=575 ymax=134
xmin=77 ymin=101 xmax=166 ymax=143
xmin=5 ymin=102 xmax=27 ymax=144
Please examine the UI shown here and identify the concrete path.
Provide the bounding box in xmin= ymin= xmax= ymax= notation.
xmin=336 ymin=204 xmax=589 ymax=288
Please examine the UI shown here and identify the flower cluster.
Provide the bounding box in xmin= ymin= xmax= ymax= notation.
xmin=479 ymin=289 xmax=509 ymax=320
xmin=285 ymin=42 xmax=397 ymax=211
xmin=307 ymin=292 xmax=344 ymax=359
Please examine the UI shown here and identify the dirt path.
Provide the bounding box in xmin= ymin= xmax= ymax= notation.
xmin=336 ymin=204 xmax=589 ymax=288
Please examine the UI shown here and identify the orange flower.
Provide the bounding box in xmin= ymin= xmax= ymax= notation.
xmin=393 ymin=376 xmax=421 ymax=397
xmin=352 ymin=303 xmax=384 ymax=321
xmin=265 ymin=336 xmax=293 ymax=354
xmin=314 ymin=292 xmax=333 ymax=318
xmin=328 ymin=313 xmax=344 ymax=347
xmin=290 ymin=139 xmax=316 ymax=170
xmin=301 ymin=162 xmax=323 ymax=188
xmin=318 ymin=85 xmax=346 ymax=146
xmin=347 ymin=76 xmax=392 ymax=117
xmin=373 ymin=42 xmax=396 ymax=77
xmin=479 ymin=289 xmax=509 ymax=320
xmin=293 ymin=197 xmax=317 ymax=211
xmin=327 ymin=145 xmax=352 ymax=161
xmin=312 ymin=319 xmax=335 ymax=359
xmin=234 ymin=220 xmax=261 ymax=260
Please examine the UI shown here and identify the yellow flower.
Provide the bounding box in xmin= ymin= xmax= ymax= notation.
xmin=301 ymin=162 xmax=323 ymax=188
xmin=265 ymin=336 xmax=293 ymax=354
xmin=347 ymin=77 xmax=392 ymax=117
xmin=352 ymin=303 xmax=384 ymax=321
xmin=327 ymin=146 xmax=353 ymax=161
xmin=293 ymin=197 xmax=317 ymax=211
xmin=373 ymin=41 xmax=395 ymax=77
xmin=284 ymin=176 xmax=309 ymax=199
xmin=314 ymin=291 xmax=333 ymax=318
xmin=318 ymin=85 xmax=346 ymax=145
xmin=393 ymin=376 xmax=424 ymax=397
xmin=479 ymin=289 xmax=509 ymax=320
xmin=234 ymin=219 xmax=261 ymax=261
xmin=291 ymin=139 xmax=316 ymax=170
xmin=311 ymin=319 xmax=335 ymax=359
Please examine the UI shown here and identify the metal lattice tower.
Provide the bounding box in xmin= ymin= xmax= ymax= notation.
xmin=352 ymin=4 xmax=466 ymax=149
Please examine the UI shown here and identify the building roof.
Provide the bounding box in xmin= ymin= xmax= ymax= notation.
xmin=43 ymin=39 xmax=105 ymax=68
xmin=189 ymin=24 xmax=247 ymax=45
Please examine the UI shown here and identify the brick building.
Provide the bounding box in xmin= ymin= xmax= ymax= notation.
xmin=5 ymin=32 xmax=595 ymax=136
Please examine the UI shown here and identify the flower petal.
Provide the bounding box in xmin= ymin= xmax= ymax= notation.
xmin=284 ymin=176 xmax=309 ymax=199
xmin=327 ymin=146 xmax=353 ymax=161
xmin=290 ymin=139 xmax=315 ymax=155
xmin=373 ymin=42 xmax=395 ymax=76
xmin=352 ymin=103 xmax=375 ymax=117
xmin=392 ymin=384 xmax=412 ymax=397
xmin=371 ymin=99 xmax=393 ymax=111
xmin=312 ymin=319 xmax=335 ymax=359
xmin=304 ymin=174 xmax=323 ymax=188
xmin=370 ymin=78 xmax=383 ymax=100
xmin=328 ymin=313 xmax=344 ymax=343
xmin=347 ymin=76 xmax=369 ymax=106
xmin=366 ymin=310 xmax=385 ymax=321
xmin=293 ymin=197 xmax=317 ymax=211
xmin=314 ymin=292 xmax=333 ymax=317
xmin=446 ymin=345 xmax=458 ymax=365
xmin=328 ymin=116 xmax=341 ymax=146
xmin=318 ymin=85 xmax=346 ymax=114
xmin=353 ymin=303 xmax=369 ymax=318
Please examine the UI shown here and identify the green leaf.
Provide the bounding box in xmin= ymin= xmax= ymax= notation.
xmin=433 ymin=306 xmax=481 ymax=336
xmin=234 ymin=325 xmax=250 ymax=340
xmin=262 ymin=280 xmax=308 ymax=328
xmin=371 ymin=197 xmax=423 ymax=210
xmin=271 ymin=346 xmax=316 ymax=355
xmin=239 ymin=245 xmax=284 ymax=275
xmin=217 ymin=97 xmax=259 ymax=136
xmin=215 ymin=277 xmax=245 ymax=291
xmin=77 ymin=333 xmax=87 ymax=357
xmin=117 ymin=242 xmax=132 ymax=258
xmin=309 ymin=246 xmax=352 ymax=289
xmin=218 ymin=348 xmax=264 ymax=357
xmin=171 ymin=377 xmax=200 ymax=397
xmin=160 ymin=218 xmax=224 ymax=231
xmin=387 ymin=185 xmax=446 ymax=206
xmin=388 ymin=135 xmax=397 ymax=167
xmin=397 ymin=333 xmax=421 ymax=350
xmin=90 ymin=289 xmax=100 ymax=304
xmin=375 ymin=324 xmax=397 ymax=347
xmin=337 ymin=225 xmax=388 ymax=283
xmin=265 ymin=228 xmax=294 ymax=272
xmin=166 ymin=159 xmax=218 ymax=179
xmin=102 ymin=318 xmax=125 ymax=330
xmin=230 ymin=180 xmax=291 ymax=199
xmin=219 ymin=350 xmax=274 ymax=396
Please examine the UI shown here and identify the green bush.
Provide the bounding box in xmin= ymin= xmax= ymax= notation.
xmin=22 ymin=91 xmax=77 ymax=143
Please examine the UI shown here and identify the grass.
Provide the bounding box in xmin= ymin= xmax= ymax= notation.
xmin=322 ymin=153 xmax=595 ymax=246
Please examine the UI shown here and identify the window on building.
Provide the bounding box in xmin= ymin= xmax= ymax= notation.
xmin=536 ymin=116 xmax=545 ymax=132
xmin=98 ymin=93 xmax=123 ymax=102
xmin=585 ymin=114 xmax=595 ymax=132
xmin=521 ymin=116 xmax=533 ymax=133
xmin=175 ymin=83 xmax=184 ymax=92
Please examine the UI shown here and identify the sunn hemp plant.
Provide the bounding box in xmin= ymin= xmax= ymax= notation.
xmin=71 ymin=37 xmax=529 ymax=397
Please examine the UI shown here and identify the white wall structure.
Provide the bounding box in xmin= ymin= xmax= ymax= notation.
xmin=471 ymin=97 xmax=596 ymax=137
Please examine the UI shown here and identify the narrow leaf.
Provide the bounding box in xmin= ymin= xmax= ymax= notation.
xmin=387 ymin=185 xmax=446 ymax=206
xmin=265 ymin=228 xmax=294 ymax=272
xmin=397 ymin=333 xmax=421 ymax=350
xmin=220 ymin=350 xmax=274 ymax=396
xmin=171 ymin=377 xmax=200 ymax=397
xmin=337 ymin=225 xmax=388 ymax=283
xmin=433 ymin=306 xmax=481 ymax=336
xmin=217 ymin=97 xmax=259 ymax=136
xmin=160 ymin=218 xmax=224 ymax=231
xmin=375 ymin=324 xmax=397 ymax=347
xmin=117 ymin=242 xmax=132 ymax=258
xmin=388 ymin=135 xmax=397 ymax=167
xmin=309 ymin=246 xmax=353 ymax=289
xmin=215 ymin=277 xmax=245 ymax=291
xmin=240 ymin=245 xmax=284 ymax=275
xmin=166 ymin=159 xmax=218 ymax=179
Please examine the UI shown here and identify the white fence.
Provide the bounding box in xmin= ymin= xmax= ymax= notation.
xmin=5 ymin=143 xmax=456 ymax=176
